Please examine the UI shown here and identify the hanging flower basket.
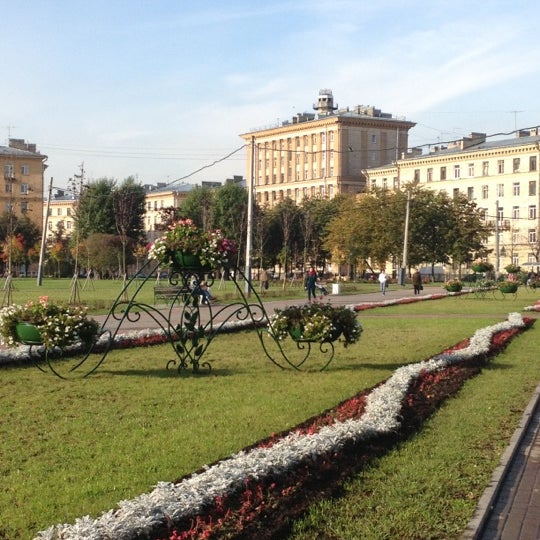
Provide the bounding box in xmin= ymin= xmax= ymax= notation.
xmin=443 ymin=279 xmax=463 ymax=292
xmin=504 ymin=264 xmax=520 ymax=274
xmin=148 ymin=219 xmax=237 ymax=270
xmin=471 ymin=260 xmax=493 ymax=273
xmin=270 ymin=304 xmax=362 ymax=347
xmin=0 ymin=297 xmax=100 ymax=349
xmin=498 ymin=281 xmax=519 ymax=294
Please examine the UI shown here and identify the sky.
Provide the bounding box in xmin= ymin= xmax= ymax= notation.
xmin=2 ymin=0 xmax=540 ymax=194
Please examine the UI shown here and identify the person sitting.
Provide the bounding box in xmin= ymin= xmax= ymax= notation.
xmin=193 ymin=280 xmax=215 ymax=305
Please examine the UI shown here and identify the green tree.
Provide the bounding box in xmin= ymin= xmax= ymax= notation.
xmin=213 ymin=182 xmax=248 ymax=268
xmin=112 ymin=177 xmax=146 ymax=276
xmin=181 ymin=186 xmax=215 ymax=230
xmin=75 ymin=178 xmax=116 ymax=238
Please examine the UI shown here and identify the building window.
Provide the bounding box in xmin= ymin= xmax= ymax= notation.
xmin=21 ymin=201 xmax=28 ymax=213
xmin=467 ymin=187 xmax=474 ymax=200
xmin=329 ymin=131 xmax=334 ymax=142
xmin=498 ymin=159 xmax=504 ymax=174
xmin=497 ymin=184 xmax=504 ymax=197
xmin=482 ymin=185 xmax=489 ymax=199
xmin=454 ymin=165 xmax=461 ymax=179
xmin=512 ymin=206 xmax=520 ymax=219
xmin=482 ymin=161 xmax=489 ymax=175
xmin=329 ymin=185 xmax=334 ymax=197
xmin=468 ymin=163 xmax=475 ymax=176
xmin=440 ymin=166 xmax=446 ymax=180
xmin=4 ymin=164 xmax=14 ymax=177
xmin=453 ymin=188 xmax=460 ymax=198
xmin=21 ymin=164 xmax=29 ymax=175
xmin=530 ymin=156 xmax=537 ymax=171
xmin=48 ymin=222 xmax=53 ymax=230
xmin=529 ymin=229 xmax=537 ymax=243
xmin=57 ymin=208 xmax=62 ymax=216
xmin=427 ymin=168 xmax=433 ymax=182
xmin=529 ymin=205 xmax=537 ymax=219
xmin=529 ymin=181 xmax=537 ymax=196
xmin=513 ymin=182 xmax=520 ymax=196
xmin=371 ymin=134 xmax=377 ymax=144
xmin=67 ymin=221 xmax=72 ymax=230
xmin=311 ymin=134 xmax=317 ymax=144
xmin=513 ymin=158 xmax=520 ymax=172
xmin=19 ymin=183 xmax=28 ymax=194
xmin=414 ymin=169 xmax=420 ymax=182
xmin=479 ymin=208 xmax=487 ymax=221
xmin=5 ymin=182 xmax=12 ymax=193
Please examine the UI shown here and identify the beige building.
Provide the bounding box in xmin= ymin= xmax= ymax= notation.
xmin=240 ymin=89 xmax=415 ymax=207
xmin=363 ymin=130 xmax=540 ymax=273
xmin=45 ymin=190 xmax=76 ymax=240
xmin=1 ymin=138 xmax=47 ymax=226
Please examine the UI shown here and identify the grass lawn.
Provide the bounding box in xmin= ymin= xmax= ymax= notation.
xmin=0 ymin=289 xmax=538 ymax=538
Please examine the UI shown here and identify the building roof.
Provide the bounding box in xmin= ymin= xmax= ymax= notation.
xmin=0 ymin=144 xmax=44 ymax=158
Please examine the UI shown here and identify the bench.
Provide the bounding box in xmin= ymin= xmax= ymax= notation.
xmin=154 ymin=286 xmax=189 ymax=304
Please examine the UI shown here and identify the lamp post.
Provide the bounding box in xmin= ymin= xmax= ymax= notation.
xmin=398 ymin=189 xmax=411 ymax=286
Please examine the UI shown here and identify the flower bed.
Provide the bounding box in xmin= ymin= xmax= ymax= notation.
xmin=35 ymin=313 xmax=534 ymax=540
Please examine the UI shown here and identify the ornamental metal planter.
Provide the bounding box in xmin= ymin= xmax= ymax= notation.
xmin=15 ymin=323 xmax=42 ymax=345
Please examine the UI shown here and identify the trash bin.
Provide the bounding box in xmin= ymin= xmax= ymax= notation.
xmin=332 ymin=283 xmax=341 ymax=295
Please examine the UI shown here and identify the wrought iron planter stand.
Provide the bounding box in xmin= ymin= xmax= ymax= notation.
xmin=37 ymin=259 xmax=339 ymax=378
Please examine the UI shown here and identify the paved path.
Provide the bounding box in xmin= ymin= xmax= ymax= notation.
xmin=461 ymin=384 xmax=540 ymax=540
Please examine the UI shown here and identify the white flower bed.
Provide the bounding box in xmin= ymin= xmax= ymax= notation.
xmin=35 ymin=312 xmax=526 ymax=540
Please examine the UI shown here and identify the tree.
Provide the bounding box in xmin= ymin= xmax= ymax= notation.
xmin=271 ymin=199 xmax=301 ymax=282
xmin=85 ymin=233 xmax=124 ymax=278
xmin=213 ymin=182 xmax=248 ymax=268
xmin=112 ymin=177 xmax=146 ymax=276
xmin=75 ymin=178 xmax=116 ymax=238
xmin=181 ymin=186 xmax=215 ymax=230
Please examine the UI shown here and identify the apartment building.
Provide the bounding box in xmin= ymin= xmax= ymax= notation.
xmin=0 ymin=138 xmax=47 ymax=226
xmin=240 ymin=89 xmax=415 ymax=207
xmin=363 ymin=130 xmax=540 ymax=272
xmin=46 ymin=189 xmax=76 ymax=240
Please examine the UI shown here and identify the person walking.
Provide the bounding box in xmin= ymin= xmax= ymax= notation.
xmin=305 ymin=268 xmax=317 ymax=302
xmin=378 ymin=269 xmax=388 ymax=295
xmin=412 ymin=269 xmax=423 ymax=295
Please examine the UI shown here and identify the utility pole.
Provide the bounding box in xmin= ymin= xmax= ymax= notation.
xmin=399 ymin=190 xmax=411 ymax=286
xmin=37 ymin=177 xmax=54 ymax=286
xmin=244 ymin=137 xmax=255 ymax=295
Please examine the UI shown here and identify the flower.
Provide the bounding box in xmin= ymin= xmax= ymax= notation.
xmin=269 ymin=303 xmax=362 ymax=347
xmin=148 ymin=219 xmax=237 ymax=269
xmin=443 ymin=279 xmax=463 ymax=292
xmin=0 ymin=296 xmax=100 ymax=349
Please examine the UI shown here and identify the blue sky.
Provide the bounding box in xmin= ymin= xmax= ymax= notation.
xmin=2 ymin=0 xmax=540 ymax=192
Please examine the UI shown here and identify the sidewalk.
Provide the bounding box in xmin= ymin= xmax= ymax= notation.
xmin=461 ymin=383 xmax=540 ymax=540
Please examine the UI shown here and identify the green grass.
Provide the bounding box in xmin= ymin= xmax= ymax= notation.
xmin=0 ymin=287 xmax=539 ymax=538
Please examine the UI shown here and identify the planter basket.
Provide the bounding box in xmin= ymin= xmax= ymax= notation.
xmin=499 ymin=283 xmax=518 ymax=294
xmin=173 ymin=252 xmax=211 ymax=271
xmin=15 ymin=323 xmax=43 ymax=345
xmin=445 ymin=285 xmax=463 ymax=292
xmin=471 ymin=263 xmax=493 ymax=273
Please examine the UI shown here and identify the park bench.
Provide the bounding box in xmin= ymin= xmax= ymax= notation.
xmin=153 ymin=286 xmax=188 ymax=304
